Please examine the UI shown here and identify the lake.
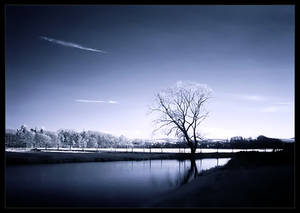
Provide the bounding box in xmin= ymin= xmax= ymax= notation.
xmin=6 ymin=158 xmax=230 ymax=207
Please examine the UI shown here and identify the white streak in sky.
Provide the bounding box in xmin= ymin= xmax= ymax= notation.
xmin=40 ymin=36 xmax=107 ymax=53
xmin=242 ymin=95 xmax=265 ymax=101
xmin=261 ymin=102 xmax=293 ymax=113
xmin=261 ymin=106 xmax=280 ymax=113
xmin=225 ymin=93 xmax=265 ymax=101
xmin=234 ymin=94 xmax=265 ymax=101
xmin=273 ymin=102 xmax=292 ymax=105
xmin=76 ymin=99 xmax=118 ymax=104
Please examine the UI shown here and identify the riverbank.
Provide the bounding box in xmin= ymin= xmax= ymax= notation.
xmin=5 ymin=151 xmax=236 ymax=165
xmin=148 ymin=151 xmax=295 ymax=207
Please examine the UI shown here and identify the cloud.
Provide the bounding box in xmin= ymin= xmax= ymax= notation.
xmin=75 ymin=99 xmax=118 ymax=104
xmin=273 ymin=102 xmax=292 ymax=105
xmin=261 ymin=106 xmax=280 ymax=113
xmin=40 ymin=36 xmax=107 ymax=53
xmin=108 ymin=100 xmax=118 ymax=104
xmin=261 ymin=102 xmax=293 ymax=113
xmin=202 ymin=127 xmax=239 ymax=139
xmin=242 ymin=95 xmax=265 ymax=101
xmin=234 ymin=94 xmax=265 ymax=101
xmin=227 ymin=94 xmax=292 ymax=104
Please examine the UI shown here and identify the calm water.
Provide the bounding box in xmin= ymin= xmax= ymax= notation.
xmin=6 ymin=158 xmax=230 ymax=207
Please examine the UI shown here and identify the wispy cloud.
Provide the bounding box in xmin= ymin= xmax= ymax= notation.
xmin=227 ymin=93 xmax=293 ymax=104
xmin=242 ymin=95 xmax=265 ymax=101
xmin=75 ymin=99 xmax=118 ymax=104
xmin=108 ymin=100 xmax=118 ymax=104
xmin=261 ymin=106 xmax=280 ymax=113
xmin=40 ymin=36 xmax=107 ymax=53
xmin=222 ymin=93 xmax=265 ymax=102
xmin=261 ymin=102 xmax=293 ymax=113
xmin=273 ymin=102 xmax=292 ymax=105
xmin=236 ymin=94 xmax=265 ymax=101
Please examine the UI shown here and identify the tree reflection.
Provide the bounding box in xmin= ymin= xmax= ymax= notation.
xmin=177 ymin=158 xmax=199 ymax=186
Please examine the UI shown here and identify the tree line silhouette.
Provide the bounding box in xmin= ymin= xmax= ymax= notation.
xmin=5 ymin=125 xmax=293 ymax=150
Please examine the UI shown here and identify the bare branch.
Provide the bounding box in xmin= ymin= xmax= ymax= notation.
xmin=150 ymin=81 xmax=211 ymax=154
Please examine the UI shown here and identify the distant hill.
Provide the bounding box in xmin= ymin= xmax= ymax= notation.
xmin=279 ymin=138 xmax=295 ymax=143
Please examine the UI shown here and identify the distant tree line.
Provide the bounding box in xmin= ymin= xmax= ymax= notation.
xmin=133 ymin=136 xmax=293 ymax=150
xmin=200 ymin=135 xmax=293 ymax=150
xmin=5 ymin=125 xmax=293 ymax=150
xmin=5 ymin=125 xmax=131 ymax=149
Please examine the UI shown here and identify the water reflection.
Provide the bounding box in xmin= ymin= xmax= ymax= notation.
xmin=131 ymin=158 xmax=229 ymax=188
xmin=178 ymin=159 xmax=198 ymax=185
xmin=175 ymin=158 xmax=229 ymax=187
xmin=6 ymin=158 xmax=230 ymax=207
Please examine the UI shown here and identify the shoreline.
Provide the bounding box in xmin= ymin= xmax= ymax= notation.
xmin=148 ymin=165 xmax=294 ymax=207
xmin=5 ymin=151 xmax=236 ymax=165
xmin=148 ymin=151 xmax=295 ymax=207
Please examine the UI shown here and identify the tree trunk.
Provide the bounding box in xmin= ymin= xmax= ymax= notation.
xmin=191 ymin=149 xmax=196 ymax=155
xmin=190 ymin=146 xmax=196 ymax=155
xmin=180 ymin=158 xmax=198 ymax=186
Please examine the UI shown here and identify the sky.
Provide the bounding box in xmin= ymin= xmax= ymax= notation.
xmin=5 ymin=5 xmax=295 ymax=139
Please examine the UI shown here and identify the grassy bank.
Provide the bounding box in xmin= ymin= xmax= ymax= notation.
xmin=148 ymin=150 xmax=295 ymax=207
xmin=5 ymin=151 xmax=236 ymax=165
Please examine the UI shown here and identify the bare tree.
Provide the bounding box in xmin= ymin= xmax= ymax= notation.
xmin=151 ymin=81 xmax=211 ymax=155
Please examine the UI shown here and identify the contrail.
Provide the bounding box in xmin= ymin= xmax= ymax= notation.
xmin=40 ymin=36 xmax=107 ymax=53
xmin=75 ymin=99 xmax=118 ymax=104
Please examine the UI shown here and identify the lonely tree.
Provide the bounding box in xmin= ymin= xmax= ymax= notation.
xmin=151 ymin=81 xmax=212 ymax=155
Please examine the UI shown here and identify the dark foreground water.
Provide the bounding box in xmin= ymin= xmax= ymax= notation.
xmin=6 ymin=158 xmax=230 ymax=207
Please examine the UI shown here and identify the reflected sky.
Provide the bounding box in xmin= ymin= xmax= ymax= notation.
xmin=6 ymin=158 xmax=230 ymax=207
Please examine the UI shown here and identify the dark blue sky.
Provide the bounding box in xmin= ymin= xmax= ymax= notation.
xmin=5 ymin=5 xmax=294 ymax=139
